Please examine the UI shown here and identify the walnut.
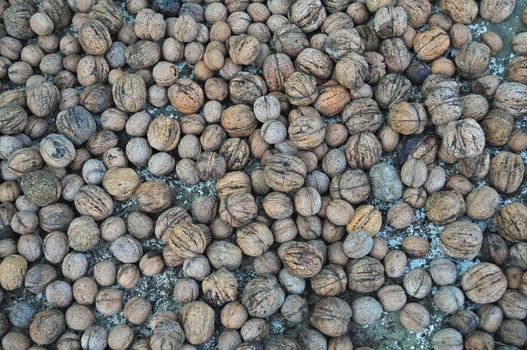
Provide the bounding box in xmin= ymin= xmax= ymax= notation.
xmin=135 ymin=181 xmax=173 ymax=213
xmin=345 ymin=132 xmax=382 ymax=170
xmin=461 ymin=262 xmax=507 ymax=304
xmin=3 ymin=3 xmax=35 ymax=40
xmin=241 ymin=275 xmax=285 ymax=318
xmin=288 ymin=111 xmax=325 ymax=149
xmin=440 ymin=221 xmax=483 ymax=259
xmin=310 ymin=264 xmax=347 ymax=296
xmin=442 ymin=119 xmax=485 ymax=159
xmin=0 ymin=104 xmax=28 ymax=135
xmin=229 ymin=72 xmax=267 ymax=105
xmin=425 ymin=190 xmax=466 ymax=225
xmin=413 ymin=27 xmax=450 ymax=61
xmin=284 ymin=72 xmax=319 ymax=106
xmin=236 ymin=222 xmax=274 ymax=257
xmin=334 ymin=52 xmax=369 ymax=89
xmin=263 ymin=54 xmax=295 ymax=92
xmin=181 ymin=301 xmax=215 ymax=345
xmin=388 ymin=102 xmax=427 ymax=135
xmin=78 ymin=20 xmax=112 ymax=56
xmin=373 ymin=6 xmax=407 ymax=39
xmin=494 ymin=202 xmax=527 ymax=243
xmin=168 ymin=79 xmax=204 ymax=114
xmin=329 ymin=169 xmax=371 ymax=204
xmin=424 ymin=87 xmax=462 ymax=125
xmin=323 ymin=29 xmax=364 ymax=60
xmin=219 ymin=192 xmax=258 ymax=227
xmin=112 ymin=74 xmax=147 ymax=113
xmin=455 ymin=42 xmax=491 ymax=79
xmin=21 ymin=170 xmax=61 ymax=207
xmin=0 ymin=254 xmax=27 ymax=291
xmin=264 ymin=154 xmax=307 ymax=192
xmin=493 ymin=82 xmax=527 ymax=118
xmin=288 ymin=0 xmax=326 ymax=33
xmin=278 ymin=240 xmax=325 ymax=278
xmin=27 ymin=81 xmax=60 ymax=117
xmin=228 ymin=34 xmax=261 ymax=66
xmin=489 ymin=151 xmax=524 ymax=194
xmin=147 ymin=115 xmax=180 ymax=152
xmin=135 ymin=9 xmax=166 ymax=41
xmin=439 ymin=0 xmax=478 ymax=24
xmin=379 ymin=38 xmax=411 ymax=72
xmin=202 ymin=268 xmax=238 ymax=307
xmin=309 ymin=297 xmax=352 ymax=337
xmin=480 ymin=0 xmax=516 ymax=23
xmin=375 ymin=73 xmax=411 ymax=109
xmin=314 ymin=81 xmax=350 ymax=117
xmin=347 ymin=257 xmax=384 ymax=293
xmin=398 ymin=0 xmax=431 ymax=27
xmin=274 ymin=24 xmax=309 ymax=57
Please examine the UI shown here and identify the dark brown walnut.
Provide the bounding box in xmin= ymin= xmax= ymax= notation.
xmin=202 ymin=268 xmax=238 ymax=307
xmin=329 ymin=169 xmax=371 ymax=204
xmin=310 ymin=297 xmax=352 ymax=337
xmin=295 ymin=48 xmax=333 ymax=81
xmin=480 ymin=233 xmax=508 ymax=265
xmin=440 ymin=221 xmax=482 ymax=259
xmin=324 ymin=29 xmax=364 ymax=60
xmin=388 ymin=102 xmax=427 ymax=135
xmin=493 ymin=82 xmax=527 ymax=118
xmin=147 ymin=115 xmax=180 ymax=152
xmin=112 ymin=74 xmax=146 ymax=113
xmin=165 ymin=223 xmax=206 ymax=258
xmin=80 ymin=84 xmax=113 ymax=114
xmin=461 ymin=262 xmax=507 ymax=304
xmin=273 ymin=24 xmax=309 ymax=58
xmin=375 ymin=73 xmax=411 ymax=109
xmin=341 ymin=98 xmax=382 ymax=134
xmin=264 ymin=154 xmax=307 ymax=192
xmin=135 ymin=181 xmax=173 ymax=213
xmin=74 ymin=185 xmax=113 ymax=221
xmin=284 ymin=71 xmax=319 ymax=106
xmin=236 ymin=222 xmax=274 ymax=257
xmin=459 ymin=150 xmax=491 ymax=181
xmin=373 ymin=6 xmax=407 ymax=39
xmin=455 ymin=42 xmax=491 ymax=79
xmin=0 ymin=104 xmax=28 ymax=135
xmin=414 ymin=27 xmax=450 ymax=61
xmin=27 ymin=81 xmax=60 ymax=118
xmin=219 ymin=192 xmax=257 ymax=227
xmin=398 ymin=0 xmax=431 ymax=27
xmin=241 ymin=275 xmax=285 ymax=318
xmin=29 ymin=309 xmax=65 ymax=345
xmin=507 ymin=56 xmax=527 ymax=84
xmin=181 ymin=301 xmax=215 ymax=345
xmin=379 ymin=38 xmax=410 ymax=73
xmin=345 ymin=132 xmax=382 ymax=170
xmin=228 ymin=34 xmax=261 ymax=66
xmin=425 ymin=190 xmax=466 ymax=225
xmin=278 ymin=240 xmax=325 ymax=278
xmin=424 ymin=87 xmax=462 ymax=125
xmin=21 ymin=170 xmax=61 ymax=207
xmin=263 ymin=53 xmax=295 ymax=92
xmin=439 ymin=0 xmax=478 ymax=24
xmin=347 ymin=257 xmax=385 ymax=293
xmin=334 ymin=52 xmax=369 ymax=89
xmin=78 ymin=20 xmax=112 ymax=56
xmin=310 ymin=264 xmax=347 ymax=296
xmin=124 ymin=40 xmax=161 ymax=70
xmin=489 ymin=151 xmax=524 ymax=194
xmin=3 ymin=3 xmax=35 ymax=39
xmin=480 ymin=0 xmax=516 ymax=23
xmin=481 ymin=109 xmax=514 ymax=146
xmin=442 ymin=119 xmax=485 ymax=159
xmin=494 ymin=202 xmax=527 ymax=243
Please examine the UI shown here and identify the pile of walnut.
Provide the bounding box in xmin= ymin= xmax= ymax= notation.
xmin=0 ymin=0 xmax=526 ymax=349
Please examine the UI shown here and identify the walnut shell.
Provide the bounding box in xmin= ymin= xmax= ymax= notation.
xmin=284 ymin=71 xmax=319 ymax=106
xmin=455 ymin=42 xmax=491 ymax=79
xmin=263 ymin=53 xmax=295 ymax=92
xmin=288 ymin=112 xmax=325 ymax=149
xmin=263 ymin=154 xmax=307 ymax=192
xmin=413 ymin=27 xmax=450 ymax=61
xmin=347 ymin=256 xmax=384 ymax=293
xmin=202 ymin=268 xmax=238 ymax=307
xmin=345 ymin=132 xmax=382 ymax=170
xmin=165 ymin=223 xmax=207 ymax=258
xmin=102 ymin=167 xmax=140 ymax=201
xmin=398 ymin=0 xmax=431 ymax=27
xmin=219 ymin=192 xmax=258 ymax=228
xmin=135 ymin=181 xmax=173 ymax=213
xmin=3 ymin=3 xmax=35 ymax=40
xmin=0 ymin=104 xmax=28 ymax=135
xmin=29 ymin=309 xmax=65 ymax=345
xmin=27 ymin=81 xmax=60 ymax=118
xmin=181 ymin=301 xmax=215 ymax=345
xmin=494 ymin=202 xmax=527 ymax=243
xmin=424 ymin=87 xmax=462 ymax=126
xmin=147 ymin=115 xmax=180 ymax=152
xmin=228 ymin=34 xmax=261 ymax=66
xmin=21 ymin=170 xmax=61 ymax=207
xmin=135 ymin=9 xmax=166 ymax=41
xmin=236 ymin=222 xmax=274 ymax=257
xmin=78 ymin=19 xmax=112 ymax=56
xmin=0 ymin=254 xmax=27 ymax=291
xmin=309 ymin=297 xmax=351 ymax=337
xmin=168 ymin=79 xmax=204 ymax=114
xmin=278 ymin=240 xmax=325 ymax=278
xmin=489 ymin=151 xmax=524 ymax=194
xmin=112 ymin=74 xmax=146 ymax=113
xmin=440 ymin=0 xmax=478 ymax=24
xmin=493 ymin=82 xmax=527 ymax=118
xmin=442 ymin=119 xmax=485 ymax=159
xmin=480 ymin=0 xmax=516 ymax=23
xmin=440 ymin=221 xmax=482 ymax=259
xmin=241 ymin=275 xmax=285 ymax=318
xmin=74 ymin=185 xmax=113 ymax=221
xmin=310 ymin=264 xmax=347 ymax=296
xmin=461 ymin=262 xmax=507 ymax=304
